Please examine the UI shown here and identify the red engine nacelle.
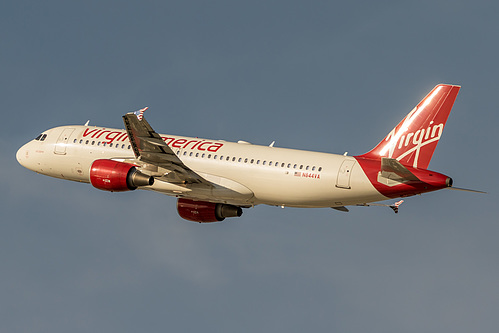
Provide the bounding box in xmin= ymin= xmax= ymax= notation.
xmin=177 ymin=198 xmax=243 ymax=223
xmin=90 ymin=159 xmax=154 ymax=192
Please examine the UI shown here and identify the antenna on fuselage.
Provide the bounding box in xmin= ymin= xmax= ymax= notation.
xmin=84 ymin=120 xmax=90 ymax=126
xmin=269 ymin=141 xmax=275 ymax=147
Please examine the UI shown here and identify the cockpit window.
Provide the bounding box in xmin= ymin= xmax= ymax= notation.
xmin=35 ymin=134 xmax=47 ymax=141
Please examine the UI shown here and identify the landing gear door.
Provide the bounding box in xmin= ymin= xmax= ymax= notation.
xmin=336 ymin=159 xmax=356 ymax=189
xmin=54 ymin=128 xmax=75 ymax=155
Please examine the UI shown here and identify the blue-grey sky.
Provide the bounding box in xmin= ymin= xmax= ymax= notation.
xmin=2 ymin=1 xmax=498 ymax=332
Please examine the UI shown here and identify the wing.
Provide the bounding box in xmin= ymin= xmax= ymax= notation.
xmin=122 ymin=109 xmax=211 ymax=186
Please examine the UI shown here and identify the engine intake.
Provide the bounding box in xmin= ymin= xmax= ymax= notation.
xmin=177 ymin=198 xmax=243 ymax=223
xmin=90 ymin=159 xmax=154 ymax=192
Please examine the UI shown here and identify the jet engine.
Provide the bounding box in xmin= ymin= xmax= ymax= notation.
xmin=90 ymin=159 xmax=154 ymax=192
xmin=177 ymin=198 xmax=243 ymax=223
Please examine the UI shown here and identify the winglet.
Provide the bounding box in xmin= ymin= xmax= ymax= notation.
xmin=390 ymin=200 xmax=404 ymax=214
xmin=132 ymin=107 xmax=148 ymax=121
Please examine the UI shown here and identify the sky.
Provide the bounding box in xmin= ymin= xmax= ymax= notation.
xmin=1 ymin=1 xmax=498 ymax=332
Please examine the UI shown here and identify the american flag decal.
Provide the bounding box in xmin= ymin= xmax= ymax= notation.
xmin=133 ymin=107 xmax=148 ymax=121
xmin=294 ymin=172 xmax=301 ymax=177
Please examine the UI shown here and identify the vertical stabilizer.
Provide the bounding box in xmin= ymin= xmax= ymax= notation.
xmin=358 ymin=84 xmax=460 ymax=169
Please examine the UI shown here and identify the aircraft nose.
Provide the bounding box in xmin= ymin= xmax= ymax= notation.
xmin=16 ymin=144 xmax=26 ymax=166
xmin=16 ymin=142 xmax=33 ymax=170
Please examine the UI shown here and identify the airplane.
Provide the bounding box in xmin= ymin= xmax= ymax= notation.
xmin=16 ymin=84 xmax=483 ymax=222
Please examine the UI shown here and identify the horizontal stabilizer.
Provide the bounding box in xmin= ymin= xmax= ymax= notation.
xmin=448 ymin=187 xmax=487 ymax=194
xmin=381 ymin=158 xmax=419 ymax=181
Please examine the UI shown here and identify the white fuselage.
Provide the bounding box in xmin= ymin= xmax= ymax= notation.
xmin=16 ymin=125 xmax=387 ymax=208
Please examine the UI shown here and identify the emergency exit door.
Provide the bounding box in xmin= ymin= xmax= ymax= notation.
xmin=336 ymin=159 xmax=356 ymax=189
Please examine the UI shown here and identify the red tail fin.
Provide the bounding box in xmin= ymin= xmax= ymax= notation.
xmin=358 ymin=84 xmax=461 ymax=169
